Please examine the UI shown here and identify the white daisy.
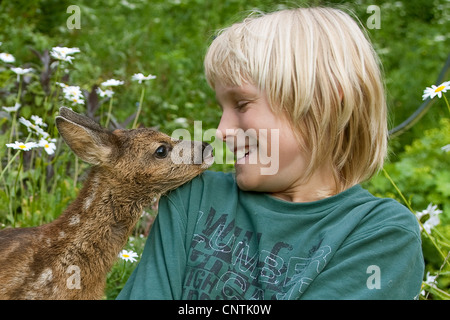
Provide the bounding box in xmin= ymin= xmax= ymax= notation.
xmin=55 ymin=81 xmax=69 ymax=88
xmin=416 ymin=203 xmax=442 ymax=234
xmin=96 ymin=87 xmax=114 ymax=98
xmin=101 ymin=79 xmax=124 ymax=87
xmin=50 ymin=46 xmax=80 ymax=64
xmin=10 ymin=67 xmax=33 ymax=75
xmin=38 ymin=138 xmax=57 ymax=155
xmin=174 ymin=117 xmax=189 ymax=128
xmin=6 ymin=141 xmax=39 ymax=151
xmin=2 ymin=102 xmax=21 ymax=113
xmin=61 ymin=85 xmax=84 ymax=105
xmin=11 ymin=67 xmax=33 ymax=81
xmin=19 ymin=117 xmax=34 ymax=128
xmin=131 ymin=73 xmax=156 ymax=84
xmin=53 ymin=46 xmax=80 ymax=55
xmin=422 ymin=81 xmax=450 ymax=100
xmin=0 ymin=52 xmax=15 ymax=63
xmin=19 ymin=117 xmax=50 ymax=138
xmin=118 ymin=249 xmax=139 ymax=262
xmin=31 ymin=115 xmax=48 ymax=127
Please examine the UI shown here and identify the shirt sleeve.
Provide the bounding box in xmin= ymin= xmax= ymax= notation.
xmin=116 ymin=194 xmax=188 ymax=300
xmin=300 ymin=224 xmax=424 ymax=300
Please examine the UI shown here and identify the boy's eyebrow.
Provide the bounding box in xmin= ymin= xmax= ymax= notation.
xmin=214 ymin=85 xmax=260 ymax=110
xmin=218 ymin=86 xmax=258 ymax=99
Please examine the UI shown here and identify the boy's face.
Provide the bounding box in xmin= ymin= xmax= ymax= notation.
xmin=215 ymin=81 xmax=310 ymax=197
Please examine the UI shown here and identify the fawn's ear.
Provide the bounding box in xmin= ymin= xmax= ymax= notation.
xmin=58 ymin=107 xmax=104 ymax=131
xmin=56 ymin=111 xmax=114 ymax=165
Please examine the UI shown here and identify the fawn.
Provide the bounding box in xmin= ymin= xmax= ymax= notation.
xmin=0 ymin=107 xmax=213 ymax=299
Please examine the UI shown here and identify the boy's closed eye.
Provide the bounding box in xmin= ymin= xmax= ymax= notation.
xmin=235 ymin=100 xmax=251 ymax=111
xmin=216 ymin=85 xmax=260 ymax=110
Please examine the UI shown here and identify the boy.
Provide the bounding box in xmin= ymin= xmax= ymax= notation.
xmin=117 ymin=7 xmax=424 ymax=299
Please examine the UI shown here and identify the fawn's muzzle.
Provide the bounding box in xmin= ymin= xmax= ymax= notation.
xmin=171 ymin=140 xmax=214 ymax=166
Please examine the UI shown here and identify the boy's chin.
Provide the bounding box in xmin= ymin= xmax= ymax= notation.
xmin=234 ymin=164 xmax=271 ymax=192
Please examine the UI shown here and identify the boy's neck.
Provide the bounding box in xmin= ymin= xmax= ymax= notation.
xmin=269 ymin=165 xmax=341 ymax=203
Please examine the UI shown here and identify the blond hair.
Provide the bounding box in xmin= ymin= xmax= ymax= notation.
xmin=204 ymin=7 xmax=388 ymax=192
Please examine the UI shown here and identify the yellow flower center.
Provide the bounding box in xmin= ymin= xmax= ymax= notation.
xmin=123 ymin=254 xmax=129 ymax=258
xmin=45 ymin=144 xmax=49 ymax=148
xmin=435 ymin=85 xmax=446 ymax=93
xmin=19 ymin=145 xmax=26 ymax=149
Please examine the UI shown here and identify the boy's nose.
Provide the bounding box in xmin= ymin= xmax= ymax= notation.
xmin=216 ymin=112 xmax=237 ymax=142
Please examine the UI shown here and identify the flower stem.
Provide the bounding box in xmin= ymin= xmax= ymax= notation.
xmin=132 ymin=87 xmax=146 ymax=129
xmin=422 ymin=281 xmax=450 ymax=300
xmin=120 ymin=261 xmax=127 ymax=282
xmin=1 ymin=133 xmax=33 ymax=182
xmin=382 ymin=168 xmax=450 ymax=267
xmin=11 ymin=152 xmax=24 ymax=227
xmin=105 ymin=95 xmax=114 ymax=128
xmin=9 ymin=77 xmax=22 ymax=144
xmin=443 ymin=94 xmax=450 ymax=115
xmin=15 ymin=76 xmax=23 ymax=106
xmin=0 ymin=150 xmax=21 ymax=181
xmin=382 ymin=168 xmax=413 ymax=211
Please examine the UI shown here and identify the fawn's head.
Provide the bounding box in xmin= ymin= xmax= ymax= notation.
xmin=55 ymin=107 xmax=213 ymax=199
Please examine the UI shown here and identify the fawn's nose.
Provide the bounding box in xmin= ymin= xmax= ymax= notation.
xmin=202 ymin=142 xmax=213 ymax=159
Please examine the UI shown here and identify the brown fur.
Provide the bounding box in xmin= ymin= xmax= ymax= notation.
xmin=0 ymin=107 xmax=212 ymax=299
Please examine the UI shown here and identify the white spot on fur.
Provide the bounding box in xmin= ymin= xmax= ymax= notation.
xmin=69 ymin=214 xmax=80 ymax=225
xmin=26 ymin=268 xmax=54 ymax=299
xmin=83 ymin=197 xmax=93 ymax=212
xmin=59 ymin=231 xmax=66 ymax=238
xmin=83 ymin=176 xmax=98 ymax=211
xmin=37 ymin=268 xmax=53 ymax=285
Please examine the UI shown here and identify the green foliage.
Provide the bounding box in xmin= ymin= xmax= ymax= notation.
xmin=369 ymin=117 xmax=450 ymax=216
xmin=0 ymin=0 xmax=449 ymax=299
xmin=366 ymin=114 xmax=450 ymax=299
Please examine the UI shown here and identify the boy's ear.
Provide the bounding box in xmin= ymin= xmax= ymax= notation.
xmin=55 ymin=109 xmax=114 ymax=165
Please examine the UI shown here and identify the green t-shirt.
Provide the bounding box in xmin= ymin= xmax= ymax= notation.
xmin=117 ymin=170 xmax=424 ymax=300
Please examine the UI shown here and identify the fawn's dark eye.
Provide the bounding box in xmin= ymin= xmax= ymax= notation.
xmin=154 ymin=145 xmax=169 ymax=159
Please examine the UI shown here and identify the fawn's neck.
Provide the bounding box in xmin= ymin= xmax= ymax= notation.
xmin=54 ymin=167 xmax=152 ymax=273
